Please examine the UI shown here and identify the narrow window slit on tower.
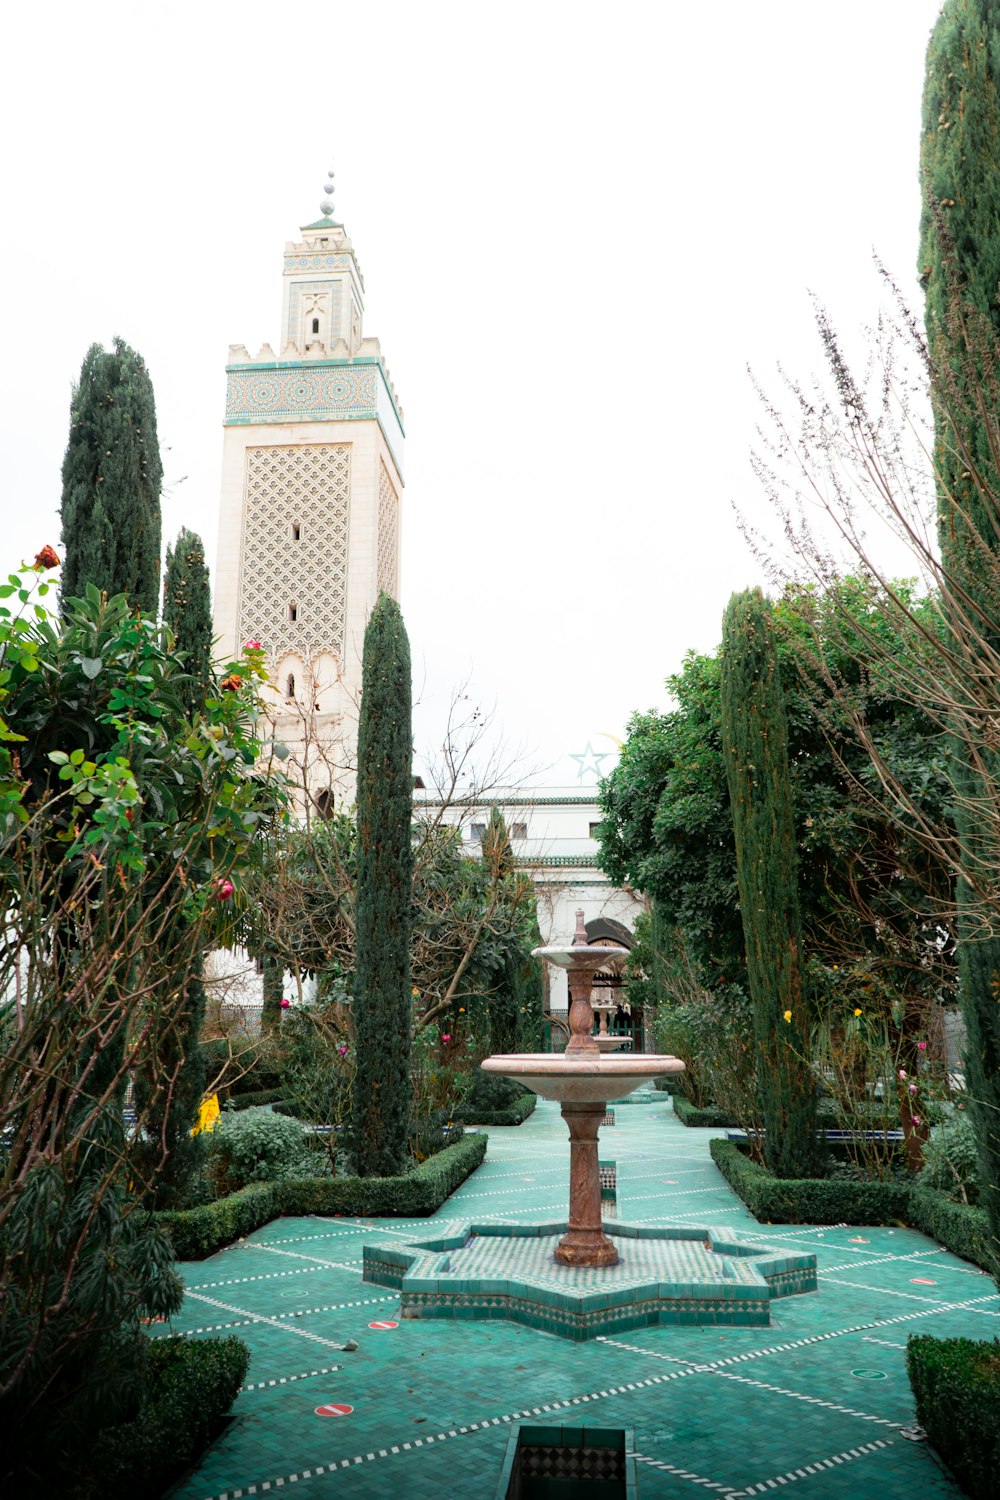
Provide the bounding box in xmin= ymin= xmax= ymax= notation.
xmin=311 ymin=317 xmax=319 ymax=334
xmin=288 ymin=603 xmax=298 ymax=622
xmin=286 ymin=673 xmax=295 ymax=699
xmin=291 ymin=522 xmax=301 ymax=540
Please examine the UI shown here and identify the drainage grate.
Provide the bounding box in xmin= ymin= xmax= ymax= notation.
xmin=497 ymin=1424 xmax=635 ymax=1499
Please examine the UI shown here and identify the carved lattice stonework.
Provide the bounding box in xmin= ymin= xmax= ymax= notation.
xmin=377 ymin=461 xmax=399 ymax=598
xmin=239 ymin=444 xmax=352 ymax=661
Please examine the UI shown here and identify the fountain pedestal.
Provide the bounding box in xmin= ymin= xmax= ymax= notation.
xmin=558 ymin=1100 xmax=618 ymax=1265
xmin=482 ymin=909 xmax=685 ymax=1268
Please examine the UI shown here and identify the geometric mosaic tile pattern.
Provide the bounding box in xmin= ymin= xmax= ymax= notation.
xmin=238 ymin=443 xmax=351 ymax=662
xmin=362 ymin=1221 xmax=817 ymax=1338
xmin=163 ymin=1088 xmax=992 ymax=1499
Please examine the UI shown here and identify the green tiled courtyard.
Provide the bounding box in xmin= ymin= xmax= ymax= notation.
xmin=160 ymin=1091 xmax=996 ymax=1498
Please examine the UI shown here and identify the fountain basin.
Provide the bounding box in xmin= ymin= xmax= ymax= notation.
xmin=481 ymin=1053 xmax=682 ymax=1104
xmin=362 ymin=1221 xmax=817 ymax=1340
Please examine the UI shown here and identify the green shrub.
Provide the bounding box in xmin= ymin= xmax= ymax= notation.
xmin=709 ymin=1139 xmax=910 ymax=1224
xmin=711 ymin=1139 xmax=995 ymax=1273
xmin=157 ymin=1132 xmax=488 ymax=1260
xmin=920 ymin=1111 xmax=981 ymax=1204
xmin=908 ymin=1186 xmax=993 ymax=1270
xmin=89 ymin=1336 xmax=249 ymax=1498
xmin=469 ymin=1093 xmax=537 ymax=1126
xmin=462 ymin=1071 xmax=524 ymax=1112
xmin=673 ymin=1098 xmax=738 ymax=1128
xmin=907 ymin=1336 xmax=1000 ymax=1499
xmin=206 ymin=1107 xmax=320 ymax=1194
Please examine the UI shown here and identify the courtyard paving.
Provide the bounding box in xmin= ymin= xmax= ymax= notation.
xmin=161 ymin=1091 xmax=994 ymax=1499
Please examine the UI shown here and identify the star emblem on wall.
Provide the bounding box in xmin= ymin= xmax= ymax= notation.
xmin=569 ymin=741 xmax=611 ymax=781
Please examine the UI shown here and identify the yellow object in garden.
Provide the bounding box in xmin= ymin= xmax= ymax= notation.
xmin=192 ymin=1093 xmax=221 ymax=1135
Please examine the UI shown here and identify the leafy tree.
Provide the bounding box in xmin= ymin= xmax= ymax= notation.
xmin=261 ymin=954 xmax=283 ymax=1035
xmin=720 ymin=588 xmax=819 ymax=1178
xmin=162 ymin=528 xmax=213 ymax=715
xmin=599 ymin=581 xmax=955 ymax=1160
xmin=59 ymin=339 xmax=163 ymax=615
xmin=0 ymin=555 xmax=278 ymax=1484
xmin=350 ymin=593 xmax=414 ymax=1177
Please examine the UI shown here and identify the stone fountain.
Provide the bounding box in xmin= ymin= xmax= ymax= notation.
xmin=361 ymin=913 xmax=819 ymax=1338
xmin=480 ymin=910 xmax=681 ymax=1266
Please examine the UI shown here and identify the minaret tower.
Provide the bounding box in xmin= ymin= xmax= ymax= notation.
xmin=213 ymin=170 xmax=405 ymax=807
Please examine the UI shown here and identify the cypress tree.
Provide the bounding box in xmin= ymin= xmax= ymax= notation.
xmin=163 ymin=528 xmax=213 ymax=715
xmin=921 ymin=0 xmax=1000 ymax=1281
xmin=720 ymin=588 xmax=820 ymax=1179
xmin=261 ymin=954 xmax=283 ymax=1035
xmin=350 ymin=593 xmax=414 ymax=1177
xmin=59 ymin=337 xmax=163 ymax=615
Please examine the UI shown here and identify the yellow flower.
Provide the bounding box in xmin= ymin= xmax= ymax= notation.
xmin=853 ymin=1007 xmax=863 ymax=1017
xmin=783 ymin=1009 xmax=792 ymax=1023
xmin=458 ymin=1007 xmax=465 ymax=1013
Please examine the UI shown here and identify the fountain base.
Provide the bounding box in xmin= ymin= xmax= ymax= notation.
xmin=362 ymin=1222 xmax=817 ymax=1341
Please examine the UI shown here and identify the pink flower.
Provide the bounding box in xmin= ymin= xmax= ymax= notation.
xmin=280 ymin=998 xmax=291 ymax=1009
xmin=917 ymin=1041 xmax=927 ymax=1052
xmin=909 ymin=1083 xmax=918 ymax=1094
xmin=337 ymin=1044 xmax=348 ymax=1055
xmin=441 ymin=1033 xmax=451 ymax=1043
xmin=216 ymin=878 xmax=234 ymax=901
xmin=912 ymin=1115 xmax=922 ymax=1127
xmin=243 ymin=639 xmax=262 ymax=652
xmin=898 ymin=1069 xmax=907 ymax=1080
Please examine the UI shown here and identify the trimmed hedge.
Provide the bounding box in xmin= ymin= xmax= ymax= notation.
xmin=907 ymin=1336 xmax=1000 ymax=1499
xmin=89 ymin=1335 xmax=249 ymax=1498
xmin=673 ymin=1097 xmax=738 ymax=1128
xmin=452 ymin=1092 xmax=537 ymax=1127
xmin=653 ymin=1075 xmax=684 ymax=1094
xmin=710 ymin=1139 xmax=994 ymax=1273
xmin=908 ymin=1185 xmax=994 ymax=1273
xmin=155 ymin=1131 xmax=488 ymax=1260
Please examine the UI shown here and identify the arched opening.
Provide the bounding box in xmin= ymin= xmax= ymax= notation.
xmin=313 ymin=788 xmax=335 ymax=821
xmin=285 ymin=673 xmax=296 ymax=700
xmin=311 ymin=317 xmax=320 ymax=335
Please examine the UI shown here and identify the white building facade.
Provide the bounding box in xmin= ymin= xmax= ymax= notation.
xmin=415 ymin=786 xmax=648 ymax=1046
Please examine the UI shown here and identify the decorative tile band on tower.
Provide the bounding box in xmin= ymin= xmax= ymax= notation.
xmin=237 ymin=444 xmax=351 ymax=662
xmin=226 ymin=364 xmax=379 ymax=424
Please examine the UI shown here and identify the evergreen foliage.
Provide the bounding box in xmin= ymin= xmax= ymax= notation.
xmin=921 ymin=0 xmax=1000 ymax=1284
xmin=162 ymin=528 xmax=213 ymax=715
xmin=261 ymin=954 xmax=283 ymax=1034
xmin=719 ymin=588 xmax=820 ymax=1178
xmin=59 ymin=339 xmax=163 ymax=615
xmin=350 ymin=593 xmax=414 ymax=1177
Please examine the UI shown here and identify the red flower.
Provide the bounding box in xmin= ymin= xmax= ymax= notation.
xmin=33 ymin=544 xmax=60 ymax=570
xmin=280 ymin=998 xmax=291 ymax=1009
xmin=220 ymin=673 xmax=243 ymax=692
xmin=243 ymin=639 xmax=262 ymax=652
xmin=216 ymin=878 xmax=234 ymax=901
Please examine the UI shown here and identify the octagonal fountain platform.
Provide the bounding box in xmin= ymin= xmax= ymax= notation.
xmin=362 ymin=1220 xmax=816 ymax=1340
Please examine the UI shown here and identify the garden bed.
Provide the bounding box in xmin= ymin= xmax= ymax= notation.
xmin=672 ymin=1098 xmax=738 ymax=1128
xmin=451 ymin=1092 xmax=537 ymax=1127
xmin=154 ymin=1131 xmax=488 ymax=1260
xmin=710 ymin=1139 xmax=994 ymax=1273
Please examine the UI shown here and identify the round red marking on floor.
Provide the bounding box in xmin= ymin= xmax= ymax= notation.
xmin=910 ymin=1278 xmax=938 ymax=1285
xmin=368 ymin=1319 xmax=399 ymax=1330
xmin=315 ymin=1402 xmax=354 ymax=1417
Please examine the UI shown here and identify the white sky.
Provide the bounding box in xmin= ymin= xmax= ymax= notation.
xmin=0 ymin=0 xmax=945 ymax=786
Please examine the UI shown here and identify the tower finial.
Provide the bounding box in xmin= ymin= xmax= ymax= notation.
xmin=320 ymin=166 xmax=335 ymax=220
